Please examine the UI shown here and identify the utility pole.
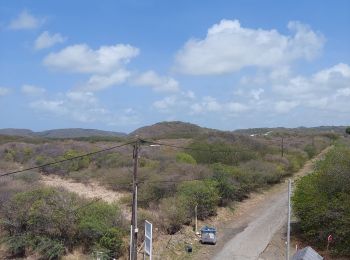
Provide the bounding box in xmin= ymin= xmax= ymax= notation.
xmin=286 ymin=179 xmax=291 ymax=260
xmin=130 ymin=140 xmax=140 ymax=260
xmin=195 ymin=204 xmax=198 ymax=234
xmin=281 ymin=136 xmax=284 ymax=157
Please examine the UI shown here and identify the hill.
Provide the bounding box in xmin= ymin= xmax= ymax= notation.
xmin=0 ymin=128 xmax=34 ymax=137
xmin=0 ymin=128 xmax=126 ymax=139
xmin=129 ymin=121 xmax=216 ymax=139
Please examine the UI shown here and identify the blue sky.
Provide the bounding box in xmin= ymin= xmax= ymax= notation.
xmin=0 ymin=0 xmax=349 ymax=133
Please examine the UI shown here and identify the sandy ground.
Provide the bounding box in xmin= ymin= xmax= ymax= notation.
xmin=40 ymin=175 xmax=127 ymax=204
xmin=193 ymin=146 xmax=331 ymax=260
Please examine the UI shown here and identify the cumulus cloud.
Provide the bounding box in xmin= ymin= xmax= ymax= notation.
xmin=274 ymin=63 xmax=350 ymax=96
xmin=132 ymin=70 xmax=180 ymax=92
xmin=84 ymin=69 xmax=131 ymax=91
xmin=0 ymin=87 xmax=10 ymax=96
xmin=35 ymin=31 xmax=66 ymax=50
xmin=30 ymin=91 xmax=139 ymax=125
xmin=175 ymin=19 xmax=324 ymax=75
xmin=274 ymin=100 xmax=299 ymax=113
xmin=21 ymin=84 xmax=46 ymax=96
xmin=9 ymin=10 xmax=44 ymax=30
xmin=43 ymin=43 xmax=139 ymax=74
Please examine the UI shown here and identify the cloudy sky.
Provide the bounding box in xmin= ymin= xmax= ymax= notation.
xmin=0 ymin=0 xmax=349 ymax=132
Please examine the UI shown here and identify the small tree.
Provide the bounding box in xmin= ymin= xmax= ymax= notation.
xmin=346 ymin=127 xmax=350 ymax=136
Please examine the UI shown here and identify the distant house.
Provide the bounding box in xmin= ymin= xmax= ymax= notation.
xmin=292 ymin=246 xmax=323 ymax=260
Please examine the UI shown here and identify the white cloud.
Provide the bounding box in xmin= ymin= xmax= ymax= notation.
xmin=84 ymin=69 xmax=131 ymax=91
xmin=30 ymin=91 xmax=139 ymax=125
xmin=9 ymin=10 xmax=44 ymax=30
xmin=21 ymin=84 xmax=46 ymax=96
xmin=274 ymin=63 xmax=350 ymax=96
xmin=336 ymin=88 xmax=350 ymax=97
xmin=0 ymin=87 xmax=10 ymax=96
xmin=274 ymin=100 xmax=299 ymax=113
xmin=35 ymin=31 xmax=66 ymax=50
xmin=43 ymin=43 xmax=139 ymax=74
xmin=227 ymin=102 xmax=249 ymax=113
xmin=250 ymin=88 xmax=264 ymax=100
xmin=189 ymin=97 xmax=249 ymax=115
xmin=132 ymin=71 xmax=180 ymax=92
xmin=175 ymin=19 xmax=324 ymax=75
xmin=153 ymin=96 xmax=177 ymax=111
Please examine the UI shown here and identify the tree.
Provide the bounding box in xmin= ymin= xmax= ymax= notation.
xmin=346 ymin=127 xmax=350 ymax=135
xmin=292 ymin=145 xmax=350 ymax=255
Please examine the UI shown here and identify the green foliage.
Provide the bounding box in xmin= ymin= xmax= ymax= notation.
xmin=0 ymin=187 xmax=126 ymax=259
xmin=77 ymin=201 xmax=122 ymax=249
xmin=176 ymin=152 xmax=197 ymax=164
xmin=211 ymin=163 xmax=238 ymax=205
xmin=188 ymin=140 xmax=257 ymax=165
xmin=346 ymin=127 xmax=350 ymax=135
xmin=177 ymin=180 xmax=219 ymax=220
xmin=304 ymin=144 xmax=317 ymax=159
xmin=293 ymin=145 xmax=350 ymax=255
xmin=159 ymin=196 xmax=190 ymax=234
xmin=96 ymin=152 xmax=132 ymax=168
xmin=96 ymin=228 xmax=124 ymax=258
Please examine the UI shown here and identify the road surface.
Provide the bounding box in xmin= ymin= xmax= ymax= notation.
xmin=196 ymin=147 xmax=331 ymax=260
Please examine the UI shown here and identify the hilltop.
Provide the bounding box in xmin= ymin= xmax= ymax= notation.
xmin=129 ymin=121 xmax=217 ymax=139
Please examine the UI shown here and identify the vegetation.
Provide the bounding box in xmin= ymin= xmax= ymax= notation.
xmin=293 ymin=143 xmax=350 ymax=255
xmin=0 ymin=124 xmax=338 ymax=258
xmin=0 ymin=186 xmax=126 ymax=259
xmin=346 ymin=127 xmax=350 ymax=135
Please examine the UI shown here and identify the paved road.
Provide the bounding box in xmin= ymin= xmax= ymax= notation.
xmin=208 ymin=147 xmax=331 ymax=260
xmin=212 ymin=189 xmax=287 ymax=260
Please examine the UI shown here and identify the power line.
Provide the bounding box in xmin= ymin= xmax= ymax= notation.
xmin=140 ymin=139 xmax=262 ymax=154
xmin=0 ymin=141 xmax=136 ymax=178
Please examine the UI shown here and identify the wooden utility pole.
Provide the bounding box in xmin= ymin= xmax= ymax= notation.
xmin=195 ymin=204 xmax=198 ymax=234
xmin=281 ymin=136 xmax=284 ymax=157
xmin=130 ymin=140 xmax=140 ymax=260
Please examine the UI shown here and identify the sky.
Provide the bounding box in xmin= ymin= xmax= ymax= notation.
xmin=0 ymin=0 xmax=349 ymax=133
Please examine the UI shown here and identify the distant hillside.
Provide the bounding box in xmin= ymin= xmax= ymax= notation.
xmin=129 ymin=121 xmax=216 ymax=139
xmin=0 ymin=128 xmax=34 ymax=137
xmin=234 ymin=126 xmax=347 ymax=136
xmin=0 ymin=128 xmax=126 ymax=139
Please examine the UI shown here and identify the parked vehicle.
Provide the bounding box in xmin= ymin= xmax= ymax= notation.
xmin=200 ymin=226 xmax=217 ymax=245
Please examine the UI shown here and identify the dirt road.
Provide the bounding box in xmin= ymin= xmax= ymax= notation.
xmin=196 ymin=147 xmax=331 ymax=260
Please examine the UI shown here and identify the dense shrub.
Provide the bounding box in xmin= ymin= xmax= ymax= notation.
xmin=293 ymin=145 xmax=350 ymax=255
xmin=177 ymin=180 xmax=219 ymax=220
xmin=188 ymin=140 xmax=257 ymax=165
xmin=304 ymin=144 xmax=317 ymax=159
xmin=176 ymin=152 xmax=197 ymax=164
xmin=159 ymin=196 xmax=190 ymax=234
xmin=0 ymin=187 xmax=126 ymax=259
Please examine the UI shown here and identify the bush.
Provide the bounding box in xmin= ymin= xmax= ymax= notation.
xmin=1 ymin=187 xmax=80 ymax=258
xmin=96 ymin=227 xmax=124 ymax=258
xmin=176 ymin=152 xmax=197 ymax=164
xmin=177 ymin=180 xmax=219 ymax=220
xmin=77 ymin=201 xmax=123 ymax=250
xmin=211 ymin=163 xmax=238 ymax=205
xmin=0 ymin=187 xmax=126 ymax=259
xmin=159 ymin=196 xmax=190 ymax=234
xmin=293 ymin=145 xmax=350 ymax=255
xmin=304 ymin=144 xmax=317 ymax=159
xmin=188 ymin=140 xmax=257 ymax=165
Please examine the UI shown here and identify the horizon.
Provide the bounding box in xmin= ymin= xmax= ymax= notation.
xmin=1 ymin=1 xmax=349 ymax=132
xmin=0 ymin=120 xmax=347 ymax=134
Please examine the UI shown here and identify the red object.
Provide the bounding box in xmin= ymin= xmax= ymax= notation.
xmin=327 ymin=234 xmax=333 ymax=242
